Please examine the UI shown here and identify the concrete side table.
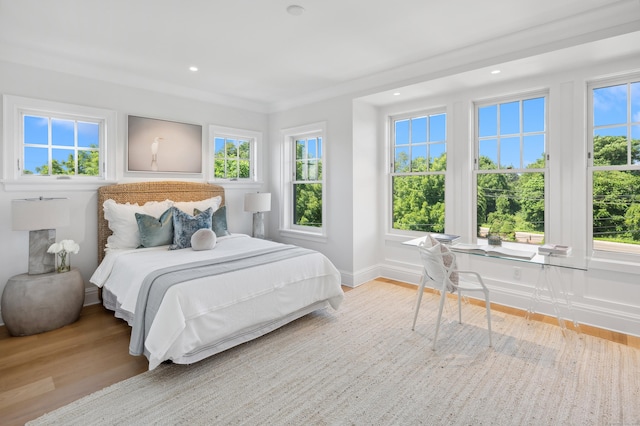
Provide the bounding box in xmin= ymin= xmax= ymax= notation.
xmin=1 ymin=268 xmax=84 ymax=336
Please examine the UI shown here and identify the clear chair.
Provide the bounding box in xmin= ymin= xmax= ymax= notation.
xmin=412 ymin=237 xmax=492 ymax=350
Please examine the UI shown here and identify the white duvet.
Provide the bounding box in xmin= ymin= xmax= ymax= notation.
xmin=90 ymin=234 xmax=344 ymax=369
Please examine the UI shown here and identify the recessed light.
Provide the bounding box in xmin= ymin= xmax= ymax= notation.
xmin=393 ymin=92 xmax=401 ymax=96
xmin=286 ymin=5 xmax=305 ymax=16
xmin=189 ymin=66 xmax=198 ymax=72
xmin=491 ymin=69 xmax=501 ymax=75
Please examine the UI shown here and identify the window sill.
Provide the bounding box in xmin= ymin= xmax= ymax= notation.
xmin=279 ymin=228 xmax=327 ymax=244
xmin=208 ymin=180 xmax=264 ymax=190
xmin=1 ymin=179 xmax=116 ymax=192
xmin=588 ymin=256 xmax=640 ymax=275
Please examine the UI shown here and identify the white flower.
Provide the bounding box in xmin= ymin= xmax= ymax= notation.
xmin=47 ymin=242 xmax=62 ymax=254
xmin=61 ymin=239 xmax=80 ymax=254
xmin=47 ymin=240 xmax=80 ymax=255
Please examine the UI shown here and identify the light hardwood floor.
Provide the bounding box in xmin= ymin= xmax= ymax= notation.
xmin=0 ymin=304 xmax=148 ymax=426
xmin=1 ymin=280 xmax=638 ymax=425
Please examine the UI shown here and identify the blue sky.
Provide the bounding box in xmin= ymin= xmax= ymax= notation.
xmin=22 ymin=116 xmax=99 ymax=173
xmin=395 ymin=85 xmax=638 ymax=172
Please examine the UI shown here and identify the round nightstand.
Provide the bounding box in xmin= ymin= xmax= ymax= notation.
xmin=1 ymin=268 xmax=84 ymax=336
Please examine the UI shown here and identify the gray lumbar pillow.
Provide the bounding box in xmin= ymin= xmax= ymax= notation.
xmin=191 ymin=228 xmax=217 ymax=251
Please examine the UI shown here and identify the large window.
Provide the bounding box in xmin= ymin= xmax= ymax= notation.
xmin=281 ymin=122 xmax=326 ymax=238
xmin=391 ymin=111 xmax=447 ymax=232
xmin=589 ymin=77 xmax=640 ymax=254
xmin=475 ymin=94 xmax=547 ymax=244
xmin=3 ymin=95 xmax=115 ymax=185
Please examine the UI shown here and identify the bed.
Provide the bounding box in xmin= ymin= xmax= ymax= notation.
xmin=90 ymin=181 xmax=344 ymax=370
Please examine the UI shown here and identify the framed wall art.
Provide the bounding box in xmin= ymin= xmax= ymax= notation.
xmin=127 ymin=115 xmax=203 ymax=174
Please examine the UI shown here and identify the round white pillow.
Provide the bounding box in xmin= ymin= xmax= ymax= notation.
xmin=190 ymin=228 xmax=217 ymax=251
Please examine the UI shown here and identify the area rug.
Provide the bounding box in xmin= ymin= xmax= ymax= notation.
xmin=29 ymin=280 xmax=640 ymax=425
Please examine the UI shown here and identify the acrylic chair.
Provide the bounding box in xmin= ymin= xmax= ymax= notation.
xmin=411 ymin=236 xmax=492 ymax=350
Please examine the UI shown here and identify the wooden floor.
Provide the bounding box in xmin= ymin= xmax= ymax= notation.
xmin=1 ymin=280 xmax=638 ymax=425
xmin=0 ymin=304 xmax=148 ymax=426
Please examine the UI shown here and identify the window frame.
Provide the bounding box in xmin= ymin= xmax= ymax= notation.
xmin=587 ymin=74 xmax=640 ymax=262
xmin=280 ymin=122 xmax=327 ymax=241
xmin=2 ymin=95 xmax=116 ymax=190
xmin=389 ymin=108 xmax=448 ymax=236
xmin=208 ymin=125 xmax=260 ymax=184
xmin=473 ymin=91 xmax=549 ymax=245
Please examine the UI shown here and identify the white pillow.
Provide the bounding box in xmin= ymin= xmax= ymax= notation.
xmin=173 ymin=196 xmax=222 ymax=215
xmin=103 ymin=199 xmax=173 ymax=249
xmin=190 ymin=228 xmax=217 ymax=251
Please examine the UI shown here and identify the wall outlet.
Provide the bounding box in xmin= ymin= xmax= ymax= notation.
xmin=513 ymin=267 xmax=522 ymax=280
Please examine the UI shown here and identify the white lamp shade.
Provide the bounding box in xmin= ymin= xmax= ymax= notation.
xmin=244 ymin=193 xmax=271 ymax=213
xmin=12 ymin=198 xmax=70 ymax=231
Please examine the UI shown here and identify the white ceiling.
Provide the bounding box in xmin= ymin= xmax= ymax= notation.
xmin=1 ymin=0 xmax=640 ymax=112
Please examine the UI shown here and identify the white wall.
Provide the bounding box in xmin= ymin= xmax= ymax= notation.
xmin=352 ymin=100 xmax=383 ymax=284
xmin=268 ymin=97 xmax=355 ymax=283
xmin=0 ymin=60 xmax=268 ymax=320
xmin=376 ymin=55 xmax=640 ymax=337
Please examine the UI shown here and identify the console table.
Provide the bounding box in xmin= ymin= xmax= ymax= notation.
xmin=404 ymin=236 xmax=587 ymax=334
xmin=1 ymin=268 xmax=84 ymax=336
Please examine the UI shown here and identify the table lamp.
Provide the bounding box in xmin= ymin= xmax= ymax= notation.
xmin=244 ymin=192 xmax=271 ymax=239
xmin=12 ymin=197 xmax=70 ymax=274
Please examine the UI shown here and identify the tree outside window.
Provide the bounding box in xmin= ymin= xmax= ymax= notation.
xmin=213 ymin=137 xmax=252 ymax=180
xmin=590 ymin=79 xmax=640 ymax=252
xmin=391 ymin=112 xmax=447 ymax=232
xmin=475 ymin=95 xmax=547 ymax=244
xmin=22 ymin=115 xmax=101 ymax=176
xmin=293 ymin=135 xmax=322 ymax=227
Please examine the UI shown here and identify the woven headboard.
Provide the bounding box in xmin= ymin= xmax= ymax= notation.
xmin=97 ymin=181 xmax=225 ymax=263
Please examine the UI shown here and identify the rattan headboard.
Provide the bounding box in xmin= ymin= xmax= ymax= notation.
xmin=97 ymin=181 xmax=225 ymax=263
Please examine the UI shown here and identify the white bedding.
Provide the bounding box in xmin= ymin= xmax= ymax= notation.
xmin=90 ymin=234 xmax=344 ymax=369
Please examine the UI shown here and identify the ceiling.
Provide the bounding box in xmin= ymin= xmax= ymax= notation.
xmin=1 ymin=0 xmax=640 ymax=112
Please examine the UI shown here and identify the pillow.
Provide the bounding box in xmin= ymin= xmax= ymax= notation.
xmin=173 ymin=196 xmax=222 ymax=215
xmin=170 ymin=207 xmax=213 ymax=250
xmin=425 ymin=234 xmax=459 ymax=291
xmin=103 ymin=199 xmax=173 ymax=249
xmin=191 ymin=228 xmax=217 ymax=251
xmin=135 ymin=208 xmax=174 ymax=248
xmin=195 ymin=205 xmax=231 ymax=237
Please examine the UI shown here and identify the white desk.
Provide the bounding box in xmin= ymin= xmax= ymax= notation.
xmin=404 ymin=236 xmax=587 ymax=334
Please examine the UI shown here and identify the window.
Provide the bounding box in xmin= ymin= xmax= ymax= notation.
xmin=210 ymin=126 xmax=259 ymax=182
xmin=474 ymin=94 xmax=547 ymax=245
xmin=293 ymin=133 xmax=323 ymax=227
xmin=281 ymin=122 xmax=326 ymax=239
xmin=391 ymin=110 xmax=447 ymax=232
xmin=2 ymin=95 xmax=115 ymax=186
xmin=22 ymin=115 xmax=100 ymax=176
xmin=588 ymin=77 xmax=640 ymax=255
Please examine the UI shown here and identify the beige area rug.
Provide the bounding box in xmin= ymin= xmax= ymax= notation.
xmin=29 ymin=281 xmax=640 ymax=425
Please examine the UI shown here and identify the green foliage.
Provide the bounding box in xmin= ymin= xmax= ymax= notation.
xmin=214 ymin=140 xmax=250 ymax=179
xmin=294 ymin=183 xmax=322 ymax=227
xmin=33 ymin=148 xmax=99 ymax=176
xmin=518 ymin=157 xmax=546 ymax=232
xmin=593 ymin=135 xmax=640 ymax=166
xmin=392 ymin=150 xmax=447 ymax=232
xmin=625 ymin=204 xmax=640 ymax=240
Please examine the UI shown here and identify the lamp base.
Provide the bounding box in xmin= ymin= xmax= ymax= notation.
xmin=28 ymin=229 xmax=56 ymax=275
xmin=252 ymin=212 xmax=265 ymax=239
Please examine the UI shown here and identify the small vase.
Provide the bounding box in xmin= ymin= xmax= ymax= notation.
xmin=487 ymin=234 xmax=502 ymax=246
xmin=57 ymin=252 xmax=71 ymax=273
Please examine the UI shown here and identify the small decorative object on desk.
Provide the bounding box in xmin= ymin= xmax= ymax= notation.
xmin=538 ymin=244 xmax=571 ymax=256
xmin=47 ymin=239 xmax=80 ymax=273
xmin=487 ymin=220 xmax=502 ymax=246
